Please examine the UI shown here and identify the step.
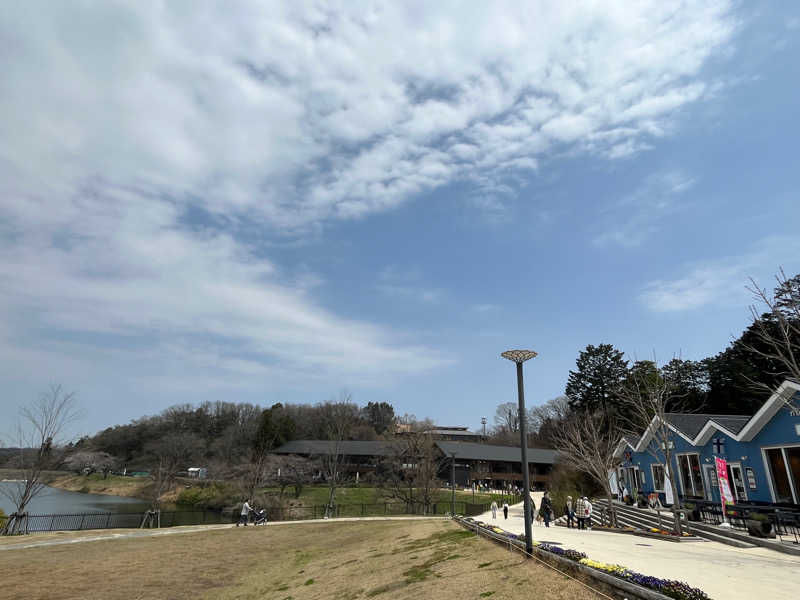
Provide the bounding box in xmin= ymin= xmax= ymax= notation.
xmin=592 ymin=500 xmax=756 ymax=548
xmin=688 ymin=520 xmax=800 ymax=555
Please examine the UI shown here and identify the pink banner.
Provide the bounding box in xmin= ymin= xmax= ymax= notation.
xmin=715 ymin=457 xmax=734 ymax=517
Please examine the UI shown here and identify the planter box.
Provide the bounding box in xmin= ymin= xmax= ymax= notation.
xmin=746 ymin=519 xmax=776 ymax=539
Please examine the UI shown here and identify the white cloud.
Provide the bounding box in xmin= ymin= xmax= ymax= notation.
xmin=0 ymin=2 xmax=740 ymax=396
xmin=0 ymin=2 xmax=738 ymax=228
xmin=640 ymin=236 xmax=800 ymax=312
xmin=594 ymin=170 xmax=696 ymax=247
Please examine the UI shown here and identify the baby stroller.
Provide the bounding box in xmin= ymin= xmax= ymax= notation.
xmin=253 ymin=509 xmax=267 ymax=525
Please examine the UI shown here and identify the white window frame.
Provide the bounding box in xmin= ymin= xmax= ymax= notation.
xmin=760 ymin=443 xmax=800 ymax=504
xmin=650 ymin=464 xmax=665 ymax=492
xmin=727 ymin=462 xmax=748 ymax=502
xmin=676 ymin=452 xmax=704 ymax=498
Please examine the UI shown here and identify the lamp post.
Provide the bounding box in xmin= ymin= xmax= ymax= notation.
xmin=481 ymin=417 xmax=487 ymax=438
xmin=501 ymin=348 xmax=537 ymax=554
xmin=450 ymin=452 xmax=456 ymax=516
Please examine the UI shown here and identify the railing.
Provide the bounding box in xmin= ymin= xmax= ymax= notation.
xmin=265 ymin=500 xmax=492 ymax=521
xmin=0 ymin=501 xmax=495 ymax=535
xmin=1 ymin=509 xmax=228 ymax=534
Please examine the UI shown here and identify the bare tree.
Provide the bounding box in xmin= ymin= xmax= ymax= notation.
xmin=745 ymin=269 xmax=800 ymax=397
xmin=279 ymin=455 xmax=315 ymax=499
xmin=551 ymin=411 xmax=622 ymax=528
xmin=63 ymin=450 xmax=118 ymax=478
xmin=494 ymin=402 xmax=521 ymax=434
xmin=142 ymin=432 xmax=203 ymax=526
xmin=235 ymin=451 xmax=273 ymax=502
xmin=616 ymin=359 xmax=685 ymax=535
xmin=379 ymin=434 xmax=444 ymax=514
xmin=529 ymin=395 xmax=571 ymax=446
xmin=1 ymin=385 xmax=80 ymax=535
xmin=318 ymin=394 xmax=354 ymax=518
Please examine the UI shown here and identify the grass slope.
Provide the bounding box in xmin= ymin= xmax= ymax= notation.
xmin=0 ymin=520 xmax=601 ymax=600
xmin=272 ymin=485 xmax=517 ymax=506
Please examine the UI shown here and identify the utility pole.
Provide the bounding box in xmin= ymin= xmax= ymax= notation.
xmin=450 ymin=452 xmax=456 ymax=516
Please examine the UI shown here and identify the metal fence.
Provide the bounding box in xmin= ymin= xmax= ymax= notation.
xmin=264 ymin=500 xmax=495 ymax=521
xmin=0 ymin=499 xmax=500 ymax=534
xmin=1 ymin=509 xmax=228 ymax=534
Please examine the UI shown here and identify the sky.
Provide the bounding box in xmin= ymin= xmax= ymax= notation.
xmin=1 ymin=2 xmax=799 ymax=439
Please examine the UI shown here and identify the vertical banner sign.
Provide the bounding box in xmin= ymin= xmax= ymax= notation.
xmin=664 ymin=464 xmax=674 ymax=505
xmin=715 ymin=457 xmax=734 ymax=520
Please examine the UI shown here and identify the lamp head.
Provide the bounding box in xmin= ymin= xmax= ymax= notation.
xmin=501 ymin=349 xmax=538 ymax=363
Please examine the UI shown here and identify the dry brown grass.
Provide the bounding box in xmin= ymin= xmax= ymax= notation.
xmin=0 ymin=520 xmax=603 ymax=600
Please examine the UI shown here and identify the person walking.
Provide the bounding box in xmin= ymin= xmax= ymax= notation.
xmin=529 ymin=495 xmax=537 ymax=525
xmin=502 ymin=501 xmax=509 ymax=520
xmin=575 ymin=496 xmax=585 ymax=530
xmin=541 ymin=491 xmax=553 ymax=528
xmin=584 ymin=497 xmax=593 ymax=529
xmin=565 ymin=496 xmax=574 ymax=529
xmin=237 ymin=498 xmax=253 ymax=527
xmin=490 ymin=500 xmax=498 ymax=520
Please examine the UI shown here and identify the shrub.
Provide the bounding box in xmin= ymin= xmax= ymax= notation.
xmin=176 ymin=482 xmax=232 ymax=510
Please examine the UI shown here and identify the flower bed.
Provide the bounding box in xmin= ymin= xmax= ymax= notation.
xmin=460 ymin=517 xmax=711 ymax=600
xmin=578 ymin=558 xmax=710 ymax=600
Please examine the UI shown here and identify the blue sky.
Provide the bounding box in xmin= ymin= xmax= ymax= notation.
xmin=1 ymin=2 xmax=799 ymax=438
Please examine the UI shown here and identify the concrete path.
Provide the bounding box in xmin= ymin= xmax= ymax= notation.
xmin=0 ymin=516 xmax=447 ymax=552
xmin=475 ymin=502 xmax=800 ymax=600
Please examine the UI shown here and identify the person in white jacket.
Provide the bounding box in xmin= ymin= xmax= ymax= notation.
xmin=237 ymin=499 xmax=253 ymax=527
xmin=490 ymin=500 xmax=498 ymax=519
xmin=583 ymin=497 xmax=593 ymax=529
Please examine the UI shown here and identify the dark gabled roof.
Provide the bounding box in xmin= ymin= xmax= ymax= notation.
xmin=272 ymin=440 xmax=398 ymax=457
xmin=709 ymin=415 xmax=752 ymax=435
xmin=663 ymin=413 xmax=751 ymax=438
xmin=425 ymin=429 xmax=482 ymax=437
xmin=435 ymin=441 xmax=558 ymax=464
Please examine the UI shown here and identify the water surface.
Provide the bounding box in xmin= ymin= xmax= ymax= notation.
xmin=0 ymin=481 xmax=149 ymax=515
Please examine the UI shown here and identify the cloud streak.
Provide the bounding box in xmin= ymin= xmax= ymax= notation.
xmin=640 ymin=236 xmax=800 ymax=312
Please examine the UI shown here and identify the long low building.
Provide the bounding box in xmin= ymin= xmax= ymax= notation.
xmin=272 ymin=439 xmax=558 ymax=490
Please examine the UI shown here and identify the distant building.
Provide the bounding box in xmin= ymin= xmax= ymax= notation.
xmin=422 ymin=426 xmax=485 ymax=443
xmin=187 ymin=467 xmax=207 ymax=479
xmin=615 ymin=379 xmax=800 ymax=506
xmin=272 ymin=439 xmax=557 ymax=490
xmin=394 ymin=424 xmax=486 ymax=443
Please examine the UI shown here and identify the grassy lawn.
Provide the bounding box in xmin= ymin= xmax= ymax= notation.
xmin=0 ymin=520 xmax=601 ymax=600
xmin=50 ymin=473 xmax=155 ymax=498
xmin=268 ymin=485 xmax=519 ymax=507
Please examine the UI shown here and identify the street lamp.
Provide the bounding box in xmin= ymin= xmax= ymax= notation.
xmin=501 ymin=348 xmax=537 ymax=554
xmin=450 ymin=452 xmax=456 ymax=516
xmin=481 ymin=417 xmax=487 ymax=437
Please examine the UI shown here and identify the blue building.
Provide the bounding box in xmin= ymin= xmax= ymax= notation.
xmin=614 ymin=379 xmax=800 ymax=506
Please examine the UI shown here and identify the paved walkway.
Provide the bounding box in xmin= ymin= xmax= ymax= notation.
xmin=0 ymin=516 xmax=447 ymax=552
xmin=475 ymin=502 xmax=800 ymax=600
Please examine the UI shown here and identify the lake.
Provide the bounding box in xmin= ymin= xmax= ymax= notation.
xmin=0 ymin=481 xmax=149 ymax=516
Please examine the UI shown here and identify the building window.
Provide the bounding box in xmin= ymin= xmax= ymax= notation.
xmin=651 ymin=465 xmax=665 ymax=492
xmin=677 ymin=453 xmax=705 ymax=498
xmin=765 ymin=448 xmax=794 ymax=503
